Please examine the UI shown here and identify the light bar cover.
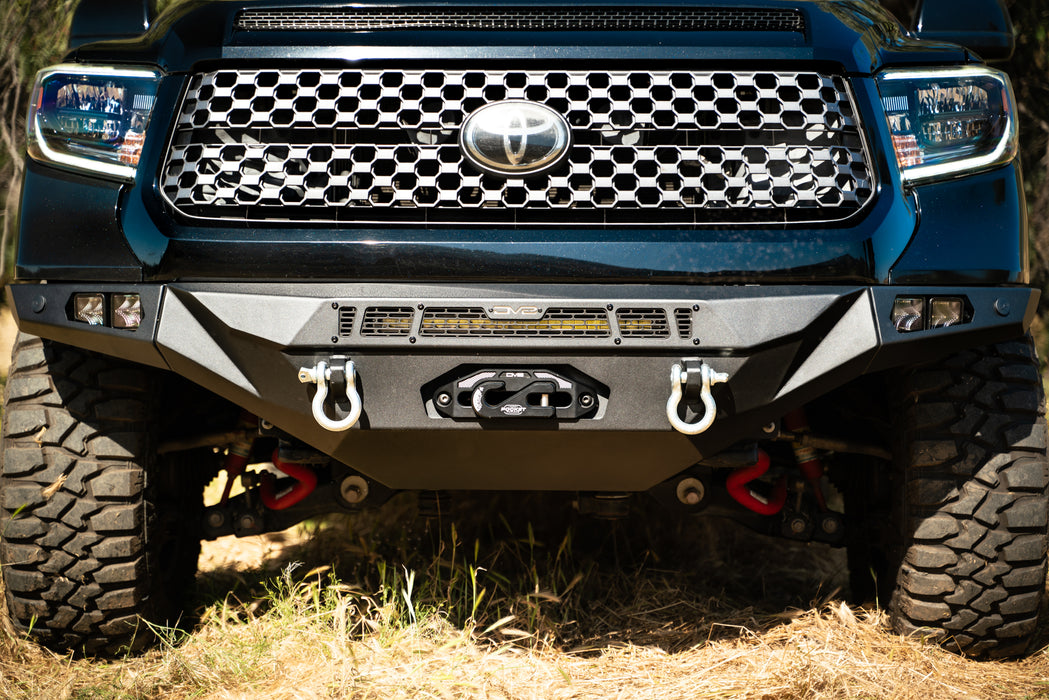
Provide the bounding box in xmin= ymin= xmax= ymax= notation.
xmin=877 ymin=66 xmax=1016 ymax=183
xmin=27 ymin=64 xmax=161 ymax=181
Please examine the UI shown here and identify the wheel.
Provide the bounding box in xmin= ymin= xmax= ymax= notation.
xmin=0 ymin=333 xmax=205 ymax=654
xmin=886 ymin=336 xmax=1049 ymax=657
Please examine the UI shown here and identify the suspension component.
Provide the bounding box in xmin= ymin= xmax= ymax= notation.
xmin=726 ymin=450 xmax=788 ymax=516
xmin=782 ymin=408 xmax=827 ymax=511
xmin=299 ymin=357 xmax=362 ymax=431
xmin=219 ymin=414 xmax=258 ymax=506
xmin=666 ymin=360 xmax=729 ymax=435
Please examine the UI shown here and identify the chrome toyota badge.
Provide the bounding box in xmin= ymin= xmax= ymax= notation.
xmin=460 ymin=101 xmax=571 ymax=175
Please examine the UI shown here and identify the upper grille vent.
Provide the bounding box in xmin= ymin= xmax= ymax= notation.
xmin=235 ymin=7 xmax=806 ymax=33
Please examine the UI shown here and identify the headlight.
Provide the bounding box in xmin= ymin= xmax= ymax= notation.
xmin=27 ymin=64 xmax=161 ymax=182
xmin=876 ymin=66 xmax=1016 ymax=184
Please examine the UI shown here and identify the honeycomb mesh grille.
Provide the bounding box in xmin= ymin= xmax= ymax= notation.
xmin=616 ymin=309 xmax=669 ymax=338
xmin=162 ymin=67 xmax=872 ymax=226
xmin=421 ymin=307 xmax=611 ymax=337
xmin=337 ymin=306 xmax=357 ymax=336
xmin=235 ymin=7 xmax=805 ymax=33
xmin=361 ymin=307 xmax=414 ymax=336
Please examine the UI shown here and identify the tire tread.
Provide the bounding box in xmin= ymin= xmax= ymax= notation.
xmin=890 ymin=337 xmax=1049 ymax=658
xmin=1 ymin=333 xmax=202 ymax=655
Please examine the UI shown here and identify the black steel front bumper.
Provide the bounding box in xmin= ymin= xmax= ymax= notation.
xmin=8 ymin=282 xmax=1038 ymax=491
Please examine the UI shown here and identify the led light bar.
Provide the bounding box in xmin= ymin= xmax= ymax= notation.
xmin=27 ymin=64 xmax=162 ymax=181
xmin=877 ymin=66 xmax=1016 ymax=183
xmin=421 ymin=317 xmax=612 ymax=334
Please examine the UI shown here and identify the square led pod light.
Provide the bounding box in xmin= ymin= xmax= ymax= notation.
xmin=929 ymin=297 xmax=964 ymax=329
xmin=111 ymin=293 xmax=142 ymax=329
xmin=73 ymin=293 xmax=105 ymax=326
xmin=891 ymin=297 xmax=924 ymax=333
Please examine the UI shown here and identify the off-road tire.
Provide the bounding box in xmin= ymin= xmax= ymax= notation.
xmin=0 ymin=333 xmax=204 ymax=654
xmin=888 ymin=337 xmax=1049 ymax=658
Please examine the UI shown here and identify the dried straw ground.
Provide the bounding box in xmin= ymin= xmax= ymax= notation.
xmin=1 ymin=492 xmax=1048 ymax=700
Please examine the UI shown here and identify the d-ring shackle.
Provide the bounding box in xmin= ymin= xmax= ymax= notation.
xmin=298 ymin=360 xmax=362 ymax=431
xmin=666 ymin=362 xmax=728 ymax=435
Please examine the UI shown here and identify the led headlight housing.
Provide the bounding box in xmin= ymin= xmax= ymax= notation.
xmin=877 ymin=66 xmax=1016 ymax=184
xmin=27 ymin=64 xmax=161 ymax=182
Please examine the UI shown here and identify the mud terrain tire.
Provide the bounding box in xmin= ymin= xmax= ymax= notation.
xmin=888 ymin=337 xmax=1049 ymax=658
xmin=0 ymin=334 xmax=203 ymax=654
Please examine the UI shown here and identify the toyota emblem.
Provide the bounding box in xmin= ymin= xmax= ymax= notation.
xmin=460 ymin=100 xmax=571 ymax=176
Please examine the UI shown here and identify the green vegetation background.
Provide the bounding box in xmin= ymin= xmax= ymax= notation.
xmin=0 ymin=0 xmax=1047 ymax=296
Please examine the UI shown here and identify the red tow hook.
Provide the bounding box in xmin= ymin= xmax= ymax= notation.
xmin=260 ymin=449 xmax=318 ymax=511
xmin=727 ymin=450 xmax=788 ymax=516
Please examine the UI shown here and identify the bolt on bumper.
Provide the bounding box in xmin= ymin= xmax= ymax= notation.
xmin=6 ymin=281 xmax=1039 ymax=491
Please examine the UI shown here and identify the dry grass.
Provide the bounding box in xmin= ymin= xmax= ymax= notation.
xmin=1 ymin=492 xmax=1048 ymax=700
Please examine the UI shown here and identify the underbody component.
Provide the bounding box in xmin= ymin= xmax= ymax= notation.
xmin=726 ymin=450 xmax=787 ymax=515
xmin=782 ymin=409 xmax=828 ymax=511
xmin=259 ymin=448 xmax=319 ymax=510
xmin=218 ymin=414 xmax=258 ymax=504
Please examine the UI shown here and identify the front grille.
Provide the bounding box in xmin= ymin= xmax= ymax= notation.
xmin=235 ymin=7 xmax=806 ymax=33
xmin=162 ymin=67 xmax=873 ymax=226
xmin=421 ymin=307 xmax=611 ymax=337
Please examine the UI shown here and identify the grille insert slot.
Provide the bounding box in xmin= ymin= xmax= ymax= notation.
xmin=616 ymin=309 xmax=670 ymax=338
xmin=361 ymin=307 xmax=415 ymax=336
